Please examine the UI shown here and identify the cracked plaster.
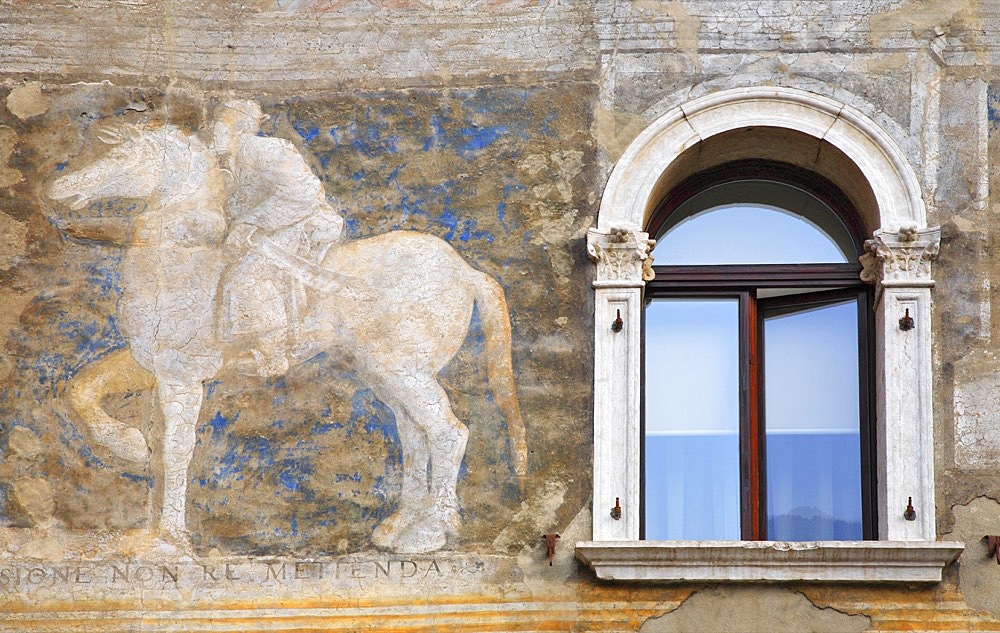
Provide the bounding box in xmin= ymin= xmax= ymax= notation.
xmin=639 ymin=585 xmax=872 ymax=633
xmin=944 ymin=497 xmax=1000 ymax=616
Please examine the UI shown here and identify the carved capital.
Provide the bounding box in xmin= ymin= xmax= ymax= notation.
xmin=588 ymin=227 xmax=655 ymax=287
xmin=860 ymin=225 xmax=940 ymax=296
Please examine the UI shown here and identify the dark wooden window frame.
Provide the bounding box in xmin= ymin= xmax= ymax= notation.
xmin=640 ymin=160 xmax=877 ymax=541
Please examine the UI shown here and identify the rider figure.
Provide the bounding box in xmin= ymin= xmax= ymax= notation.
xmin=211 ymin=99 xmax=345 ymax=376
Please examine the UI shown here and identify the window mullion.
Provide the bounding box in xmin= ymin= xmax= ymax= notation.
xmin=740 ymin=290 xmax=766 ymax=540
xmin=857 ymin=288 xmax=877 ymax=540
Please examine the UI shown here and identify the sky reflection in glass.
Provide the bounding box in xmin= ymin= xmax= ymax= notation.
xmin=764 ymin=300 xmax=862 ymax=540
xmin=655 ymin=203 xmax=850 ymax=264
xmin=645 ymin=298 xmax=740 ymax=540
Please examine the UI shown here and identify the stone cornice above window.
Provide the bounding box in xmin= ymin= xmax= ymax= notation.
xmin=575 ymin=540 xmax=964 ymax=583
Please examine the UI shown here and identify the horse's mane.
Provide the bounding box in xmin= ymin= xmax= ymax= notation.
xmin=95 ymin=122 xmax=208 ymax=155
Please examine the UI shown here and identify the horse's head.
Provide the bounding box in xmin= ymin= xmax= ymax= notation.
xmin=48 ymin=124 xmax=175 ymax=210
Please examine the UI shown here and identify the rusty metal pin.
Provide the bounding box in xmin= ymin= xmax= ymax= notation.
xmin=542 ymin=533 xmax=560 ymax=565
xmin=899 ymin=308 xmax=914 ymax=331
xmin=612 ymin=309 xmax=623 ymax=333
xmin=987 ymin=536 xmax=1000 ymax=565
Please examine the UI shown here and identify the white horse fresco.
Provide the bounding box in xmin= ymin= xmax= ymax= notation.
xmin=47 ymin=123 xmax=527 ymax=555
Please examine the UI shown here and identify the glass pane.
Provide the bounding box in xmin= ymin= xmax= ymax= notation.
xmin=645 ymin=298 xmax=740 ymax=540
xmin=764 ymin=299 xmax=863 ymax=541
xmin=654 ymin=181 xmax=855 ymax=265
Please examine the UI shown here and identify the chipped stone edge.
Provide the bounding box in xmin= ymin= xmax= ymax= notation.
xmin=574 ymin=540 xmax=964 ymax=583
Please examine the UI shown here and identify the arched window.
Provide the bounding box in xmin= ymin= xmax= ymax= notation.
xmin=576 ymin=87 xmax=962 ymax=583
xmin=642 ymin=161 xmax=874 ymax=541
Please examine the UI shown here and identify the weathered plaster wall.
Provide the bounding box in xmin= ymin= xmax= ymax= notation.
xmin=2 ymin=1 xmax=1000 ymax=631
xmin=0 ymin=84 xmax=595 ymax=549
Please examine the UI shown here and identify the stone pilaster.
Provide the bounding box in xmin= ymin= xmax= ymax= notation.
xmin=860 ymin=225 xmax=941 ymax=541
xmin=587 ymin=226 xmax=653 ymax=540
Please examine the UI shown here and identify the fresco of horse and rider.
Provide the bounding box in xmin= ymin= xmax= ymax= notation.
xmin=0 ymin=85 xmax=595 ymax=555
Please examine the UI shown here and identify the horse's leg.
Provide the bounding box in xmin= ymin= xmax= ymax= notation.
xmin=389 ymin=376 xmax=469 ymax=554
xmin=66 ymin=347 xmax=155 ymax=463
xmin=156 ymin=376 xmax=204 ymax=542
xmin=424 ymin=379 xmax=468 ymax=535
xmin=367 ymin=387 xmax=432 ymax=551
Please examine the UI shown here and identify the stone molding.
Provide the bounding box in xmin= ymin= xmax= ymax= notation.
xmin=598 ymin=86 xmax=926 ymax=231
xmin=575 ymin=541 xmax=964 ymax=583
xmin=587 ymin=227 xmax=655 ymax=288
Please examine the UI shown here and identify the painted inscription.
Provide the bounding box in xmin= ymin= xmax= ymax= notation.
xmin=45 ymin=100 xmax=528 ymax=555
xmin=0 ymin=557 xmax=484 ymax=593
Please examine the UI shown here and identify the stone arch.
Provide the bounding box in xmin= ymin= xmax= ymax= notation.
xmin=598 ymin=86 xmax=925 ymax=234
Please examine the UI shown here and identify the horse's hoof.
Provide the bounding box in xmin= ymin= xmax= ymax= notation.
xmin=148 ymin=534 xmax=194 ymax=560
xmin=388 ymin=506 xmax=457 ymax=554
xmin=390 ymin=519 xmax=448 ymax=555
xmin=371 ymin=522 xmax=399 ymax=550
xmin=91 ymin=421 xmax=150 ymax=463
xmin=372 ymin=512 xmax=415 ymax=551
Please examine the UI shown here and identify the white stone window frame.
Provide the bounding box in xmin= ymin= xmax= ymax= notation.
xmin=576 ymin=87 xmax=963 ymax=583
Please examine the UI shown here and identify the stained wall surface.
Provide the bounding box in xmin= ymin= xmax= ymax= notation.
xmin=1 ymin=1 xmax=1000 ymax=631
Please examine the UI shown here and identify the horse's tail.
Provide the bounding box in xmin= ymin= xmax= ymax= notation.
xmin=471 ymin=270 xmax=527 ymax=478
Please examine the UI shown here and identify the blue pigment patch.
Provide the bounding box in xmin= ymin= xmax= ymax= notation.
xmin=347 ymin=120 xmax=400 ymax=157
xmin=438 ymin=206 xmax=459 ymax=241
xmin=422 ymin=113 xmax=452 ymax=151
xmin=347 ymin=388 xmax=401 ymax=471
xmin=500 ymin=481 xmax=521 ymax=504
xmin=344 ymin=216 xmax=361 ymax=236
xmin=468 ymin=306 xmax=485 ymax=361
xmin=989 ymin=84 xmax=1000 ymax=134
xmin=209 ymin=411 xmax=237 ymax=439
xmin=458 ymin=125 xmax=508 ymax=153
xmin=280 ymin=470 xmax=301 ymax=492
xmin=360 ymin=400 xmax=397 ymax=442
xmin=459 ymin=220 xmax=494 ymax=243
xmin=305 ymin=351 xmax=328 ymax=365
xmin=385 ymin=165 xmax=402 ymax=185
xmin=216 ymin=449 xmax=247 ymax=482
xmin=293 ymin=123 xmax=320 ymax=142
xmin=215 ymin=434 xmax=280 ymax=483
xmin=51 ymin=408 xmax=106 ymax=468
xmin=310 ymin=420 xmax=343 ymax=435
xmin=121 ymin=472 xmax=153 ymax=487
xmin=57 ymin=315 xmax=120 ymax=357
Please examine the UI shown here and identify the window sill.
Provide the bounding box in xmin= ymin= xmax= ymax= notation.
xmin=575 ymin=540 xmax=963 ymax=583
